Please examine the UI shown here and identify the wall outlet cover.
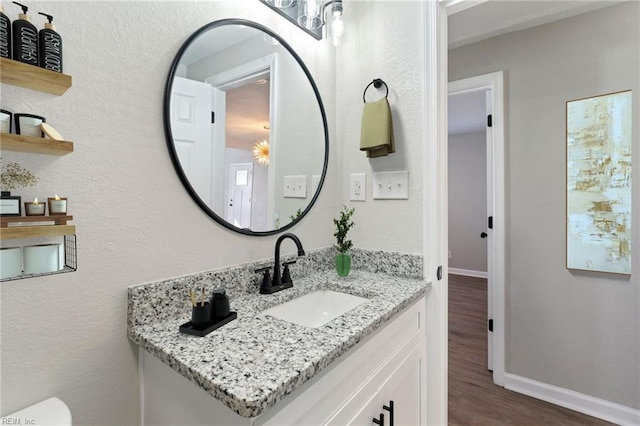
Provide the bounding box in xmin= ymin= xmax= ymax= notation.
xmin=350 ymin=173 xmax=366 ymax=201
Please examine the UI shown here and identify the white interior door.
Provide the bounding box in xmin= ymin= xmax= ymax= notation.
xmin=211 ymin=87 xmax=226 ymax=213
xmin=226 ymin=163 xmax=253 ymax=229
xmin=170 ymin=77 xmax=212 ymax=205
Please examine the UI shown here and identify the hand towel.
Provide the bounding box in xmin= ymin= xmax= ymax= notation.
xmin=360 ymin=97 xmax=395 ymax=158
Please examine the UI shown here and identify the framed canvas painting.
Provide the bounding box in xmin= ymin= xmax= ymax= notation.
xmin=566 ymin=90 xmax=632 ymax=274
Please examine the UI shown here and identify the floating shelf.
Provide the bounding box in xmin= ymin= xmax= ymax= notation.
xmin=1 ymin=215 xmax=74 ymax=240
xmin=0 ymin=133 xmax=74 ymax=155
xmin=0 ymin=57 xmax=72 ymax=95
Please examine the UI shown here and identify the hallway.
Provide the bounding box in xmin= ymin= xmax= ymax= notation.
xmin=448 ymin=274 xmax=613 ymax=425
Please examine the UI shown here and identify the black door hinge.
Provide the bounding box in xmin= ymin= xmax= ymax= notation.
xmin=211 ymin=111 xmax=215 ymax=124
xmin=437 ymin=266 xmax=442 ymax=281
xmin=487 ymin=114 xmax=493 ymax=128
xmin=488 ymin=319 xmax=494 ymax=332
xmin=488 ymin=216 xmax=493 ymax=229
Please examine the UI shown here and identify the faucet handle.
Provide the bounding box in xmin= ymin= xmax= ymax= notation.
xmin=281 ymin=261 xmax=296 ymax=284
xmin=255 ymin=267 xmax=272 ymax=294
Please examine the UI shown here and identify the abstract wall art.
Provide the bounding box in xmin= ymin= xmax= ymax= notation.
xmin=566 ymin=90 xmax=632 ymax=274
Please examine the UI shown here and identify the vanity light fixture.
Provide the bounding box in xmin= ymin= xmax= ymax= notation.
xmin=253 ymin=140 xmax=270 ymax=165
xmin=259 ymin=0 xmax=346 ymax=46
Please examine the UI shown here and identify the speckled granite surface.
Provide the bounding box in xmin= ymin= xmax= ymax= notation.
xmin=128 ymin=249 xmax=428 ymax=418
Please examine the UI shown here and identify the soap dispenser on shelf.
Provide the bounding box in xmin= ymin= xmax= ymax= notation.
xmin=37 ymin=12 xmax=62 ymax=72
xmin=11 ymin=1 xmax=38 ymax=66
xmin=0 ymin=5 xmax=11 ymax=59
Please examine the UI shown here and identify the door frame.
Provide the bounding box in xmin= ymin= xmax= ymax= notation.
xmin=206 ymin=53 xmax=278 ymax=228
xmin=449 ymin=71 xmax=505 ymax=386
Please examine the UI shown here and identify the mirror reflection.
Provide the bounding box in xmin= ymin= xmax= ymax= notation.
xmin=164 ymin=19 xmax=328 ymax=235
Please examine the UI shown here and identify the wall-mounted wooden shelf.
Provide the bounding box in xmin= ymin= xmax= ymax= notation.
xmin=0 ymin=58 xmax=72 ymax=95
xmin=0 ymin=133 xmax=74 ymax=155
xmin=1 ymin=215 xmax=74 ymax=240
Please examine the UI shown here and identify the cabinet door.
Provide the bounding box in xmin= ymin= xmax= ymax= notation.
xmin=343 ymin=389 xmax=383 ymax=426
xmin=344 ymin=340 xmax=426 ymax=426
xmin=376 ymin=340 xmax=426 ymax=426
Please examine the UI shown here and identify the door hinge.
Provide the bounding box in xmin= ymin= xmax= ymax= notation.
xmin=488 ymin=216 xmax=493 ymax=229
xmin=211 ymin=111 xmax=215 ymax=124
xmin=488 ymin=319 xmax=494 ymax=332
xmin=487 ymin=114 xmax=493 ymax=128
xmin=437 ymin=266 xmax=442 ymax=281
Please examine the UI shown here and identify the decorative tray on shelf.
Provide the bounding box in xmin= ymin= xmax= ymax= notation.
xmin=179 ymin=311 xmax=238 ymax=337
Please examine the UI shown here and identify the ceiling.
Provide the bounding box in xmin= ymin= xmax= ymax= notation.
xmin=447 ymin=0 xmax=625 ymax=50
xmin=447 ymin=0 xmax=625 ymax=135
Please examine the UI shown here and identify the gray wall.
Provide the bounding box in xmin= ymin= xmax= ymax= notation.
xmin=448 ymin=131 xmax=487 ymax=273
xmin=449 ymin=2 xmax=639 ymax=409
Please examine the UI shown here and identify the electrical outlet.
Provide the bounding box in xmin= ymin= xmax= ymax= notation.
xmin=311 ymin=175 xmax=321 ymax=194
xmin=448 ymin=251 xmax=452 ymax=259
xmin=350 ymin=173 xmax=366 ymax=201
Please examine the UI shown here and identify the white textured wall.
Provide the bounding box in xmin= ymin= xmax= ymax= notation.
xmin=449 ymin=3 xmax=639 ymax=409
xmin=0 ymin=1 xmax=336 ymax=423
xmin=448 ymin=131 xmax=487 ymax=273
xmin=336 ymin=1 xmax=425 ymax=254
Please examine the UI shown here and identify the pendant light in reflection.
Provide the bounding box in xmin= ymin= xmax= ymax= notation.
xmin=253 ymin=140 xmax=270 ymax=166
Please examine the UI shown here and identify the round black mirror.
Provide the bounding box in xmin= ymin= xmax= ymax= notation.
xmin=164 ymin=19 xmax=329 ymax=236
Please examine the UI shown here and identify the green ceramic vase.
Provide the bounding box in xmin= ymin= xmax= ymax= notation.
xmin=335 ymin=253 xmax=352 ymax=277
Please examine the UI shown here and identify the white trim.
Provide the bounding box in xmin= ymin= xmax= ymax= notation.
xmin=505 ymin=373 xmax=640 ymax=426
xmin=449 ymin=71 xmax=505 ymax=387
xmin=424 ymin=1 xmax=449 ymax=425
xmin=449 ymin=268 xmax=487 ymax=279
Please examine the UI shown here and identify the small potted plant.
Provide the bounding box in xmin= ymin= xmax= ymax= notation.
xmin=333 ymin=205 xmax=355 ymax=277
xmin=0 ymin=158 xmax=38 ymax=216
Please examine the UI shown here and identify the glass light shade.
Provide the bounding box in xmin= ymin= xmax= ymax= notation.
xmin=328 ymin=9 xmax=345 ymax=46
xmin=297 ymin=0 xmax=322 ymax=30
xmin=266 ymin=0 xmax=293 ymax=8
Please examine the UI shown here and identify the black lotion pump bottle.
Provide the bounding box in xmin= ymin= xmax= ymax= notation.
xmin=37 ymin=12 xmax=62 ymax=72
xmin=11 ymin=2 xmax=38 ymax=66
xmin=0 ymin=5 xmax=11 ymax=59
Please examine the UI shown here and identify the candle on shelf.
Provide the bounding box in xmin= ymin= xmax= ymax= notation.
xmin=48 ymin=195 xmax=67 ymax=215
xmin=25 ymin=198 xmax=46 ymax=216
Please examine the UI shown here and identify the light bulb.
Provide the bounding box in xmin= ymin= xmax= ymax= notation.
xmin=329 ymin=11 xmax=345 ymax=46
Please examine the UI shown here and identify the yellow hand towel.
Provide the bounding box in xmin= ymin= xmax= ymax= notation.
xmin=360 ymin=97 xmax=395 ymax=158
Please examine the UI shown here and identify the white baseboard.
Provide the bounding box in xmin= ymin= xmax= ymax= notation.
xmin=448 ymin=268 xmax=488 ymax=279
xmin=504 ymin=373 xmax=640 ymax=426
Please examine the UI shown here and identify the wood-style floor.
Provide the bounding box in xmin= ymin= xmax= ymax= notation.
xmin=448 ymin=274 xmax=613 ymax=426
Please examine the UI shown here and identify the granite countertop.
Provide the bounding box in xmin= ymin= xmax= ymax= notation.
xmin=128 ymin=269 xmax=429 ymax=418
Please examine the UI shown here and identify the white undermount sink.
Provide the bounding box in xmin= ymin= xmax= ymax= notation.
xmin=261 ymin=290 xmax=369 ymax=328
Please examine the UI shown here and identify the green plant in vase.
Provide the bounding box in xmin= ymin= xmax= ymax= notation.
xmin=333 ymin=205 xmax=355 ymax=277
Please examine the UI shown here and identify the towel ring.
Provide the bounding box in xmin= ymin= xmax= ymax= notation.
xmin=363 ymin=78 xmax=389 ymax=103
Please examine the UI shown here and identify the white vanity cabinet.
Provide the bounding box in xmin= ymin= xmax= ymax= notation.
xmin=141 ymin=296 xmax=426 ymax=426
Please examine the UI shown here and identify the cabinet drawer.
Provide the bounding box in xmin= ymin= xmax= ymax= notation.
xmin=258 ymin=297 xmax=426 ymax=426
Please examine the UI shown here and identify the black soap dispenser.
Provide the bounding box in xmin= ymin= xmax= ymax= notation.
xmin=0 ymin=5 xmax=11 ymax=59
xmin=37 ymin=12 xmax=62 ymax=72
xmin=11 ymin=2 xmax=38 ymax=66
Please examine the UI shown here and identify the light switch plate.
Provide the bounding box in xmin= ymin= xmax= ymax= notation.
xmin=283 ymin=175 xmax=307 ymax=198
xmin=350 ymin=173 xmax=366 ymax=201
xmin=372 ymin=171 xmax=409 ymax=200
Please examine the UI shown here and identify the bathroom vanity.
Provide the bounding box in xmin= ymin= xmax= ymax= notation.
xmin=128 ymin=252 xmax=428 ymax=425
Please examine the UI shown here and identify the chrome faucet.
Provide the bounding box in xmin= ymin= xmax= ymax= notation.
xmin=256 ymin=233 xmax=305 ymax=294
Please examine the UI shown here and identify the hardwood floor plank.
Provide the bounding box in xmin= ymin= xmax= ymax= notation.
xmin=448 ymin=274 xmax=613 ymax=425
